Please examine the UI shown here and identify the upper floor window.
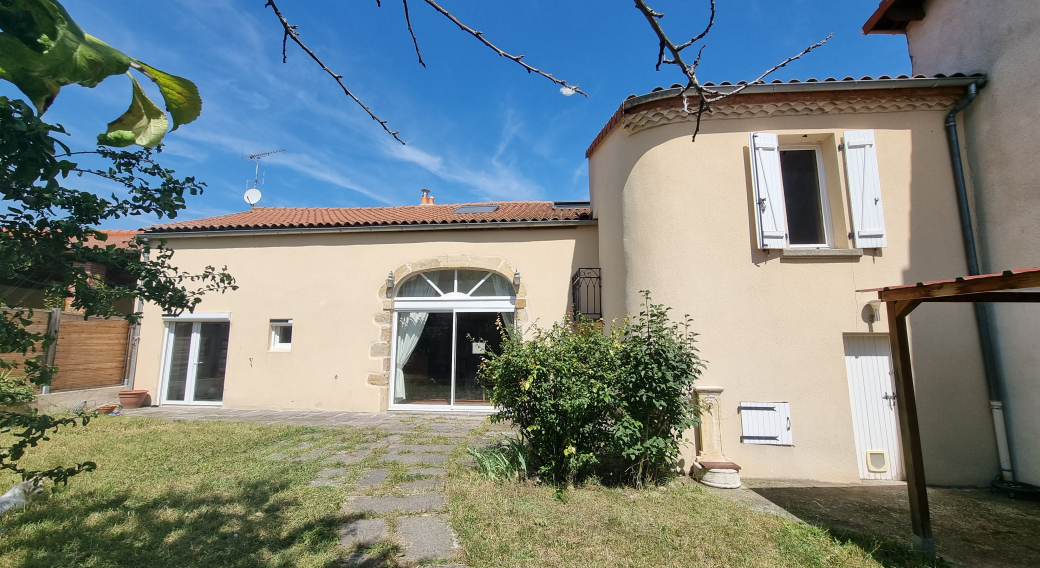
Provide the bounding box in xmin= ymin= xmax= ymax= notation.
xmin=779 ymin=147 xmax=831 ymax=247
xmin=750 ymin=130 xmax=887 ymax=251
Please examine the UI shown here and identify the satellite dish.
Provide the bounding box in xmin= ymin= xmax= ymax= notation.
xmin=244 ymin=188 xmax=262 ymax=206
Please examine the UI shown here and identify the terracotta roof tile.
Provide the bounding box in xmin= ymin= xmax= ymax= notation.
xmin=143 ymin=201 xmax=592 ymax=233
xmin=82 ymin=230 xmax=141 ymax=249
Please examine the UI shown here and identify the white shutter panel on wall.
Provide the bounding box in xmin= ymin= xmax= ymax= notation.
xmin=739 ymin=401 xmax=793 ymax=446
xmin=749 ymin=132 xmax=788 ymax=249
xmin=844 ymin=130 xmax=888 ymax=248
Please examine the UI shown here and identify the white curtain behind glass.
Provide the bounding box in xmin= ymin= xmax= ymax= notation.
xmin=489 ymin=273 xmax=513 ymax=296
xmin=395 ymin=312 xmax=429 ymax=400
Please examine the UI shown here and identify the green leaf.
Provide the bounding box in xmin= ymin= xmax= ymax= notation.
xmin=97 ymin=73 xmax=169 ymax=148
xmin=131 ymin=59 xmax=201 ymax=130
xmin=0 ymin=0 xmax=131 ymax=113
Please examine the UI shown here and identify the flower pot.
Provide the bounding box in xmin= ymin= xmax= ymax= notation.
xmin=96 ymin=404 xmax=118 ymax=414
xmin=118 ymin=390 xmax=149 ymax=409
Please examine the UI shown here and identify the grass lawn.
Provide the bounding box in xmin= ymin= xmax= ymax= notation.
xmin=0 ymin=416 xmax=365 ymax=568
xmin=447 ymin=472 xmax=951 ymax=568
xmin=1 ymin=415 xmax=950 ymax=567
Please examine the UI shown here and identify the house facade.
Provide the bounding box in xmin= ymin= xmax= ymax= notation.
xmin=133 ymin=75 xmax=999 ymax=486
xmin=863 ymin=0 xmax=1040 ymax=491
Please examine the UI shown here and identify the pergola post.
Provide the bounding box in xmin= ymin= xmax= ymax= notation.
xmin=886 ymin=299 xmax=934 ymax=557
xmin=864 ymin=268 xmax=1040 ymax=558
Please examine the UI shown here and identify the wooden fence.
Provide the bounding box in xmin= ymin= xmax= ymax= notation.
xmin=3 ymin=309 xmax=132 ymax=391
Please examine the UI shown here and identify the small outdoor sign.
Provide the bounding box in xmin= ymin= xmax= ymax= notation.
xmin=472 ymin=342 xmax=486 ymax=354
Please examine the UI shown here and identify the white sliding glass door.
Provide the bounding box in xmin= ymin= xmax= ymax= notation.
xmin=390 ymin=270 xmax=515 ymax=411
xmin=160 ymin=319 xmax=230 ymax=405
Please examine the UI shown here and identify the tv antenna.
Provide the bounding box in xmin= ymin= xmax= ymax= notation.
xmin=241 ymin=148 xmax=285 ymax=208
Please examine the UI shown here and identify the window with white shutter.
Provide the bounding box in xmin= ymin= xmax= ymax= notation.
xmin=749 ymin=132 xmax=788 ymax=249
xmin=844 ymin=129 xmax=887 ymax=248
xmin=739 ymin=401 xmax=793 ymax=446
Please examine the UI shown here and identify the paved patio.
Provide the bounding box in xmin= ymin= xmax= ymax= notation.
xmin=748 ymin=479 xmax=1040 ymax=568
xmin=123 ymin=405 xmax=495 ymax=431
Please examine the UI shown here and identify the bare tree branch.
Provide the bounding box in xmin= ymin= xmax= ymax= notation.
xmin=704 ymin=33 xmax=831 ymax=101
xmin=264 ymin=0 xmax=405 ymax=145
xmin=402 ymin=0 xmax=426 ymax=68
xmin=677 ymin=0 xmax=715 ymax=50
xmin=420 ymin=0 xmax=587 ymax=97
xmin=633 ymin=0 xmax=831 ymax=140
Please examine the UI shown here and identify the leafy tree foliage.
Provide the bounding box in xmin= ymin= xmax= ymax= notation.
xmin=0 ymin=0 xmax=202 ymax=147
xmin=0 ymin=370 xmax=34 ymax=406
xmin=1 ymin=410 xmax=96 ymax=485
xmin=0 ymin=2 xmax=225 ymax=489
xmin=0 ymin=97 xmax=236 ymax=386
xmin=481 ymin=292 xmax=704 ymax=486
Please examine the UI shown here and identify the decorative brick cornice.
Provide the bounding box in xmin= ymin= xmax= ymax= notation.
xmin=622 ymin=88 xmax=964 ymax=135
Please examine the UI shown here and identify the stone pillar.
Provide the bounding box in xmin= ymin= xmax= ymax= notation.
xmin=692 ymin=386 xmax=741 ymax=488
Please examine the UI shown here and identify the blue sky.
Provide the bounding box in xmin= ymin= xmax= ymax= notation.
xmin=1 ymin=1 xmax=910 ymax=229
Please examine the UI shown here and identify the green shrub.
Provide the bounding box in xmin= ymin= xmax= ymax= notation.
xmin=480 ymin=291 xmax=704 ymax=486
xmin=0 ymin=370 xmax=35 ymax=406
xmin=612 ymin=292 xmax=705 ymax=484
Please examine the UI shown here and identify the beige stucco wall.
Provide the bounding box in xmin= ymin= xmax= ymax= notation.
xmin=904 ymin=0 xmax=1040 ymax=488
xmin=589 ymin=106 xmax=996 ymax=485
xmin=132 ymin=225 xmax=598 ymax=413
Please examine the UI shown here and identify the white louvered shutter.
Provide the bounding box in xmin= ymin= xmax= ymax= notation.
xmin=844 ymin=130 xmax=887 ymax=248
xmin=749 ymin=133 xmax=788 ymax=249
xmin=739 ymin=402 xmax=793 ymax=446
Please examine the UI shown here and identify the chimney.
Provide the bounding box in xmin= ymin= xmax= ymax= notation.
xmin=420 ymin=188 xmax=435 ymax=205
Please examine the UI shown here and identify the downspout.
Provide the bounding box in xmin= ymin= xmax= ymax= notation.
xmin=945 ymin=81 xmax=1014 ymax=482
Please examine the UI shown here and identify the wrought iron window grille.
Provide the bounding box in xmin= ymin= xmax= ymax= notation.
xmin=571 ymin=268 xmax=602 ymax=321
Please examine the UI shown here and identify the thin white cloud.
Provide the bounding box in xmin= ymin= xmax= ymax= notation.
xmin=385 ymin=141 xmax=542 ymax=201
xmin=266 ymin=153 xmax=394 ymax=205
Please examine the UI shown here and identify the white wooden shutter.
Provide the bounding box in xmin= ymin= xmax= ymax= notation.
xmin=740 ymin=401 xmax=793 ymax=446
xmin=749 ymin=132 xmax=788 ymax=249
xmin=844 ymin=130 xmax=887 ymax=248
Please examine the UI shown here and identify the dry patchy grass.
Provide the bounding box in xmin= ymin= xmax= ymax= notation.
xmin=446 ymin=472 xmax=949 ymax=568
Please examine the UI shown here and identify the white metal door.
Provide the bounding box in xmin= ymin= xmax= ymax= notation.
xmin=843 ymin=335 xmax=904 ymax=480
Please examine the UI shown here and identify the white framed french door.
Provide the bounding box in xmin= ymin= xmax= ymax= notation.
xmin=158 ymin=316 xmax=231 ymax=406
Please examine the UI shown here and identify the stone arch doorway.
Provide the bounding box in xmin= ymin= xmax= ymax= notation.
xmin=368 ymin=256 xmax=528 ymax=411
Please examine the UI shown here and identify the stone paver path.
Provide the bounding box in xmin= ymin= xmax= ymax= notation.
xmin=348 ymin=494 xmax=446 ymax=514
xmin=398 ymin=516 xmax=458 ymax=562
xmin=125 ymin=405 xmax=515 ymax=567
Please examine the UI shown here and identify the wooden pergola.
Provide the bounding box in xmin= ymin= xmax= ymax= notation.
xmin=861 ymin=267 xmax=1040 ymax=556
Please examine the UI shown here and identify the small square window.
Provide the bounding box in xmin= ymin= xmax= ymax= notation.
xmin=270 ymin=319 xmax=292 ymax=351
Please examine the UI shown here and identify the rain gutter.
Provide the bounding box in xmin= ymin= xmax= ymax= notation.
xmin=140 ymin=219 xmax=597 ymax=239
xmin=623 ymin=76 xmax=984 ymax=111
xmin=944 ymin=79 xmax=1014 ymax=482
